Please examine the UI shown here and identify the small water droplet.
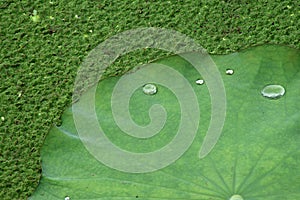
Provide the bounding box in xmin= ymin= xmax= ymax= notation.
xmin=1 ymin=116 xmax=5 ymax=121
xmin=229 ymin=194 xmax=243 ymax=200
xmin=226 ymin=69 xmax=234 ymax=75
xmin=261 ymin=84 xmax=285 ymax=99
xmin=143 ymin=84 xmax=157 ymax=95
xmin=195 ymin=79 xmax=205 ymax=85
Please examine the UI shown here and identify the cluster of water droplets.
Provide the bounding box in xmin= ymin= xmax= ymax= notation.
xmin=139 ymin=62 xmax=286 ymax=200
xmin=142 ymin=69 xmax=240 ymax=95
xmin=225 ymin=68 xmax=285 ymax=100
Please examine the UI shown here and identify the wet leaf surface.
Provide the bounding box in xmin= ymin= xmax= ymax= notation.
xmin=31 ymin=45 xmax=300 ymax=200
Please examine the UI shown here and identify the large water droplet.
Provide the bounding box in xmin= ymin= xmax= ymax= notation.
xmin=261 ymin=84 xmax=285 ymax=99
xmin=143 ymin=83 xmax=157 ymax=95
xmin=229 ymin=194 xmax=243 ymax=200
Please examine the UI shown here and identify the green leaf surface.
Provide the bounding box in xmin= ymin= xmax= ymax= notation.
xmin=30 ymin=45 xmax=300 ymax=200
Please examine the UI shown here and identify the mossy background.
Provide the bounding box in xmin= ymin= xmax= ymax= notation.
xmin=0 ymin=0 xmax=299 ymax=199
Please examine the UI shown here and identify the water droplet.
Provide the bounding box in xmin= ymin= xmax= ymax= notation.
xmin=261 ymin=84 xmax=285 ymax=99
xmin=226 ymin=69 xmax=234 ymax=75
xmin=229 ymin=194 xmax=243 ymax=200
xmin=143 ymin=83 xmax=157 ymax=95
xmin=195 ymin=79 xmax=205 ymax=85
xmin=1 ymin=116 xmax=5 ymax=121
